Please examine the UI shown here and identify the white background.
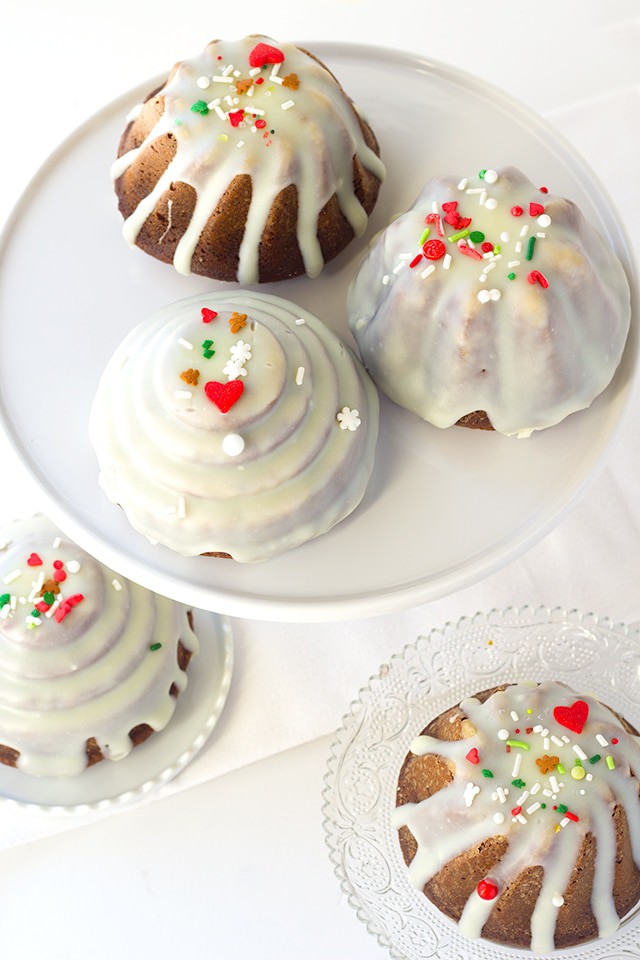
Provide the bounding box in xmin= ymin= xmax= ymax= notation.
xmin=1 ymin=2 xmax=639 ymax=957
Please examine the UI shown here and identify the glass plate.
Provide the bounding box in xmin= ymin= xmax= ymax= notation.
xmin=0 ymin=45 xmax=637 ymax=621
xmin=322 ymin=606 xmax=640 ymax=958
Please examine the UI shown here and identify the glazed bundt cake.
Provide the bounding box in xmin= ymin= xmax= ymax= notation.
xmin=89 ymin=291 xmax=379 ymax=562
xmin=347 ymin=167 xmax=631 ymax=437
xmin=112 ymin=35 xmax=384 ymax=282
xmin=0 ymin=515 xmax=198 ymax=777
xmin=394 ymin=680 xmax=640 ymax=951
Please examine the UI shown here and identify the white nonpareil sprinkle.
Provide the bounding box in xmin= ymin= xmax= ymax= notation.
xmin=493 ymin=812 xmax=505 ymax=824
xmin=295 ymin=367 xmax=305 ymax=386
xmin=281 ymin=99 xmax=295 ymax=111
xmin=295 ymin=318 xmax=306 ymax=325
xmin=483 ymin=169 xmax=498 ymax=184
xmin=197 ymin=76 xmax=210 ymax=89
xmin=463 ymin=782 xmax=480 ymax=807
xmin=112 ymin=579 xmax=122 ymax=592
xmin=382 ymin=275 xmax=390 ymax=285
xmin=586 ymin=773 xmax=593 ymax=781
xmin=67 ymin=560 xmax=81 ymax=574
xmin=500 ymin=232 xmax=511 ymax=243
xmin=497 ymin=729 xmax=509 ymax=741
xmin=538 ymin=214 xmax=551 ymax=228
xmin=573 ymin=744 xmax=587 ymax=760
xmin=177 ymin=338 xmax=193 ymax=350
xmin=552 ymin=894 xmax=565 ymax=908
xmin=2 ymin=569 xmax=21 ymax=585
xmin=485 ymin=198 xmax=497 ymax=210
xmin=175 ymin=390 xmax=193 ymax=399
xmin=477 ymin=290 xmax=491 ymax=303
xmin=222 ymin=433 xmax=245 ymax=457
xmin=421 ymin=264 xmax=435 ymax=279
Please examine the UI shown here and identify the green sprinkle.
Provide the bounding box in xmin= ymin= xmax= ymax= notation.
xmin=556 ymin=762 xmax=566 ymax=774
xmin=469 ymin=230 xmax=485 ymax=243
xmin=512 ymin=778 xmax=526 ymax=788
xmin=573 ymin=758 xmax=582 ymax=767
xmin=149 ymin=642 xmax=162 ymax=652
xmin=525 ymin=235 xmax=536 ymax=261
xmin=481 ymin=769 xmax=494 ymax=778
xmin=190 ymin=100 xmax=209 ymax=115
xmin=175 ymin=119 xmax=183 ymax=126
xmin=31 ymin=609 xmax=39 ymax=618
xmin=541 ymin=803 xmax=547 ymax=809
xmin=202 ymin=339 xmax=215 ymax=359
xmin=507 ymin=272 xmax=516 ymax=280
xmin=479 ymin=168 xmax=487 ymax=179
xmin=506 ymin=740 xmax=530 ymax=750
xmin=448 ymin=228 xmax=470 ymax=243
xmin=419 ymin=227 xmax=431 ymax=245
xmin=493 ymin=245 xmax=501 ymax=254
xmin=557 ymin=803 xmax=568 ymax=814
xmin=606 ymin=755 xmax=615 ymax=770
xmin=0 ymin=593 xmax=10 ymax=608
xmin=43 ymin=591 xmax=55 ymax=605
xmin=588 ymin=754 xmax=601 ymax=764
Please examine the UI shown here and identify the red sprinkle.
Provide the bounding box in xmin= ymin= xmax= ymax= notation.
xmin=423 ymin=239 xmax=446 ymax=261
xmin=248 ymin=42 xmax=285 ymax=68
xmin=481 ymin=241 xmax=494 ymax=253
xmin=566 ymin=812 xmax=579 ymax=822
xmin=255 ymin=77 xmax=264 ymax=85
xmin=477 ymin=879 xmax=499 ymax=901
xmin=425 ymin=213 xmax=444 ymax=237
xmin=409 ymin=254 xmax=423 ymax=268
xmin=204 ymin=379 xmax=244 ymax=413
xmin=511 ymin=206 xmax=524 ymax=217
xmin=612 ymin=738 xmax=619 ymax=745
xmin=201 ymin=308 xmax=218 ymax=324
xmin=458 ymin=241 xmax=483 ymax=261
xmin=27 ymin=553 xmax=43 ymax=567
xmin=35 ymin=601 xmax=50 ymax=613
xmin=529 ymin=202 xmax=545 ymax=217
xmin=553 ymin=699 xmax=588 ymax=733
xmin=441 ymin=201 xmax=458 ymax=212
xmin=528 ymin=269 xmax=549 ymax=288
xmin=228 ymin=109 xmax=245 ymax=128
xmin=53 ymin=560 xmax=64 ymax=570
xmin=466 ymin=747 xmax=480 ymax=764
xmin=511 ymin=806 xmax=522 ymax=817
xmin=53 ymin=569 xmax=67 ymax=583
xmin=255 ymin=118 xmax=267 ymax=129
xmin=539 ymin=186 xmax=549 ymax=193
xmin=514 ymin=728 xmax=520 ymax=734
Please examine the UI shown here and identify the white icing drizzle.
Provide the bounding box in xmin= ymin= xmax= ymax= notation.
xmin=0 ymin=516 xmax=198 ymax=778
xmin=348 ymin=167 xmax=630 ymax=437
xmin=112 ymin=36 xmax=385 ymax=282
xmin=89 ymin=292 xmax=379 ymax=562
xmin=393 ymin=681 xmax=640 ymax=953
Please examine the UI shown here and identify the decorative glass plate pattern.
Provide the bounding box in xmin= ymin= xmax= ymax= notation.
xmin=323 ymin=606 xmax=640 ymax=958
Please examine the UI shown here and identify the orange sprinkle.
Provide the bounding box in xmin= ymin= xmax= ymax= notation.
xmin=536 ymin=754 xmax=560 ymax=774
xmin=180 ymin=368 xmax=200 ymax=386
xmin=235 ymin=78 xmax=253 ymax=95
xmin=282 ymin=73 xmax=300 ymax=90
xmin=229 ymin=312 xmax=247 ymax=333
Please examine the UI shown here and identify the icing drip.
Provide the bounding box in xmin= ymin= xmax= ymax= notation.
xmin=89 ymin=292 xmax=379 ymax=562
xmin=394 ymin=681 xmax=640 ymax=952
xmin=113 ymin=36 xmax=385 ymax=282
xmin=0 ymin=516 xmax=198 ymax=777
xmin=348 ymin=167 xmax=630 ymax=437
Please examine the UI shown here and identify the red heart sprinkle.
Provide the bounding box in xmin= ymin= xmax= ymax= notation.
xmin=511 ymin=205 xmax=523 ymax=217
xmin=529 ymin=202 xmax=545 ymax=216
xmin=423 ymin=238 xmax=446 ymax=261
xmin=27 ymin=553 xmax=42 ymax=567
xmin=477 ymin=879 xmax=499 ymax=901
xmin=248 ymin=42 xmax=285 ymax=68
xmin=457 ymin=216 xmax=472 ymax=229
xmin=443 ymin=211 xmax=461 ymax=227
xmin=441 ymin=201 xmax=459 ymax=212
xmin=201 ymin=308 xmax=218 ymax=324
xmin=204 ymin=379 xmax=244 ymax=413
xmin=553 ymin=700 xmax=589 ymax=734
xmin=228 ymin=109 xmax=245 ymax=128
xmin=466 ymin=747 xmax=480 ymax=764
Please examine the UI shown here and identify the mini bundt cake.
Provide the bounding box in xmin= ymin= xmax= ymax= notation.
xmin=348 ymin=167 xmax=631 ymax=437
xmin=112 ymin=35 xmax=384 ymax=282
xmin=89 ymin=291 xmax=379 ymax=562
xmin=0 ymin=515 xmax=198 ymax=777
xmin=394 ymin=680 xmax=640 ymax=952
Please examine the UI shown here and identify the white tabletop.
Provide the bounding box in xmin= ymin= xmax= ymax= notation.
xmin=1 ymin=2 xmax=640 ymax=957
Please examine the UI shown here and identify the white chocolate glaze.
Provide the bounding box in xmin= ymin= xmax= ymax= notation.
xmin=393 ymin=680 xmax=640 ymax=953
xmin=0 ymin=515 xmax=198 ymax=778
xmin=89 ymin=292 xmax=379 ymax=562
xmin=348 ymin=167 xmax=631 ymax=437
xmin=112 ymin=35 xmax=385 ymax=282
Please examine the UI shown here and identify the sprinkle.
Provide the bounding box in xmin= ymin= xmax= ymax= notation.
xmin=336 ymin=407 xmax=361 ymax=432
xmin=530 ymin=782 xmax=541 ymax=795
xmin=538 ymin=214 xmax=551 ymax=228
xmin=497 ymin=729 xmax=509 ymax=741
xmin=543 ymin=738 xmax=551 ymax=750
xmin=175 ymin=390 xmax=192 ymax=399
xmin=511 ymin=805 xmax=522 ymax=816
xmin=549 ymin=776 xmax=560 ymax=794
xmin=2 ymin=569 xmax=21 ymax=585
xmin=571 ymin=766 xmax=586 ymax=781
xmin=423 ymin=238 xmax=446 ymax=261
xmin=419 ymin=227 xmax=431 ymax=245
xmin=515 ymin=242 xmax=522 ymax=254
xmin=448 ymin=228 xmax=470 ymax=243
xmin=556 ymin=762 xmax=566 ymax=774
xmin=382 ymin=275 xmax=390 ymax=285
xmin=425 ymin=212 xmax=444 ymax=237
xmin=481 ymin=769 xmax=494 ymax=778
xmin=529 ymin=202 xmax=545 ymax=216
xmin=612 ymin=737 xmax=619 ymax=745
xmin=589 ymin=754 xmax=601 ymax=764
xmin=566 ymin=812 xmax=579 ymax=822
xmin=295 ymin=367 xmax=305 ymax=385
xmin=149 ymin=642 xmax=162 ymax=651
xmin=506 ymin=740 xmax=530 ymax=750
xmin=281 ymin=99 xmax=295 ymax=111
xmin=550 ymin=735 xmax=563 ymax=747
xmin=0 ymin=593 xmax=10 ymax=608
xmin=512 ymin=756 xmax=522 ymax=778
xmin=27 ymin=553 xmax=43 ymax=567
xmin=177 ymin=496 xmax=186 ymax=520
xmin=421 ymin=264 xmax=436 ymax=279
xmin=496 ymin=787 xmax=507 ymax=803
xmin=477 ymin=290 xmax=491 ymax=304
xmin=66 ymin=560 xmax=81 ymax=574
xmin=596 ymin=734 xmax=609 ymax=747
xmin=177 ymin=338 xmax=193 ymax=350
xmin=500 ymin=232 xmax=511 ymax=243
xmin=409 ymin=254 xmax=423 ymax=269
xmin=457 ymin=178 xmax=468 ymax=190
xmin=586 ymin=773 xmax=593 ymax=781
xmin=222 ymin=433 xmax=245 ymax=457
xmin=511 ymin=206 xmax=523 ymax=217
xmin=443 ymin=254 xmax=452 ymax=270
xmin=469 ymin=231 xmax=485 ymax=243
xmin=112 ymin=579 xmax=122 ymax=591
xmin=197 ymin=76 xmax=210 ymax=89
xmin=556 ymin=803 xmax=568 ymax=814
xmin=527 ymin=802 xmax=541 ymax=814
xmin=512 ymin=778 xmax=526 ymax=789
xmin=552 ymin=894 xmax=565 ymax=908
xmin=466 ymin=748 xmax=480 ymax=765
xmin=525 ymin=236 xmax=536 ymax=261
xmin=392 ymin=261 xmax=405 ymax=275
xmin=212 ymin=75 xmax=233 ymax=84
xmin=190 ymin=99 xmax=210 ymax=115
xmin=213 ymin=105 xmax=227 ymax=121
xmin=528 ymin=270 xmax=549 ymax=288
xmin=493 ymin=812 xmax=505 ymax=825
xmin=573 ymin=744 xmax=588 ymax=760
xmin=606 ymin=755 xmax=616 ymax=770
xmin=463 ymin=782 xmax=481 ymax=807
xmin=507 ymin=272 xmax=516 ymax=281
xmin=52 ymin=537 xmax=61 ymax=549
xmin=485 ymin=198 xmax=497 ymax=210
xmin=477 ymin=878 xmax=499 ymax=900
xmin=295 ymin=318 xmax=306 ymax=325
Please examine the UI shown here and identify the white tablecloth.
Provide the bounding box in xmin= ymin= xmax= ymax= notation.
xmin=1 ymin=2 xmax=639 ymax=956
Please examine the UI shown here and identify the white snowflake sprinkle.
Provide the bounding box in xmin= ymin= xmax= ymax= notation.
xmin=229 ymin=340 xmax=252 ymax=363
xmin=336 ymin=407 xmax=361 ymax=432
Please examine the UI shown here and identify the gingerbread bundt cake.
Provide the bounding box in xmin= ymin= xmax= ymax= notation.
xmin=0 ymin=515 xmax=198 ymax=777
xmin=112 ymin=35 xmax=384 ymax=282
xmin=348 ymin=167 xmax=631 ymax=437
xmin=394 ymin=680 xmax=640 ymax=951
xmin=89 ymin=291 xmax=379 ymax=562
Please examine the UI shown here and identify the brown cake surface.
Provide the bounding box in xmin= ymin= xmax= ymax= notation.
xmin=113 ymin=35 xmax=384 ymax=283
xmin=394 ymin=681 xmax=640 ymax=952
